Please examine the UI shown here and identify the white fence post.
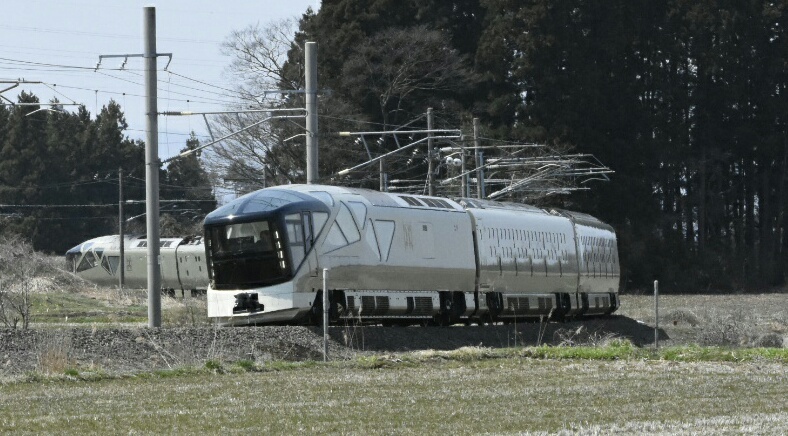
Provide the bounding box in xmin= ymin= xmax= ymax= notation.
xmin=323 ymin=268 xmax=329 ymax=362
xmin=654 ymin=280 xmax=659 ymax=349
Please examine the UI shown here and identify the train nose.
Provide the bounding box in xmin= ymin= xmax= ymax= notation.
xmin=65 ymin=244 xmax=83 ymax=255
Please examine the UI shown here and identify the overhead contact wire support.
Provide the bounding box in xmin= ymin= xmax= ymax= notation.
xmin=305 ymin=42 xmax=318 ymax=184
xmin=144 ymin=6 xmax=162 ymax=328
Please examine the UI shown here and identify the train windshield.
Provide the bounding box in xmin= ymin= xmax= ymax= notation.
xmin=207 ymin=219 xmax=289 ymax=289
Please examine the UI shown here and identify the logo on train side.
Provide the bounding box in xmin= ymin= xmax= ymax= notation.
xmin=403 ymin=223 xmax=414 ymax=250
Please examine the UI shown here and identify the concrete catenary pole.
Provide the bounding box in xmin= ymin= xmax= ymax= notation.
xmin=461 ymin=141 xmax=467 ymax=197
xmin=118 ymin=167 xmax=124 ymax=292
xmin=473 ymin=118 xmax=484 ymax=199
xmin=144 ymin=6 xmax=161 ymax=327
xmin=379 ymin=159 xmax=386 ymax=192
xmin=427 ymin=107 xmax=434 ymax=196
xmin=305 ymin=42 xmax=318 ymax=184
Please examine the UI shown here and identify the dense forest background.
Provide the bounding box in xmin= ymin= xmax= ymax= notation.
xmin=275 ymin=0 xmax=786 ymax=293
xmin=1 ymin=0 xmax=786 ymax=293
xmin=0 ymin=94 xmax=215 ymax=253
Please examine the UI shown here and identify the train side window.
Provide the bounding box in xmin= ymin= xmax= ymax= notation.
xmin=321 ymin=204 xmax=360 ymax=253
xmin=312 ymin=212 xmax=329 ymax=237
xmin=308 ymin=191 xmax=334 ymax=206
xmin=102 ymin=255 xmax=120 ymax=275
xmin=347 ymin=201 xmax=367 ymax=230
xmin=336 ymin=203 xmax=360 ymax=244
xmin=365 ymin=219 xmax=382 ymax=260
xmin=373 ymin=220 xmax=395 ymax=261
xmin=323 ymin=222 xmax=348 ymax=252
xmin=285 ymin=213 xmax=306 ymax=268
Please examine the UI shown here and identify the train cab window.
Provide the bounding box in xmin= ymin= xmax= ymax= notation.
xmin=207 ymin=219 xmax=290 ymax=289
xmin=76 ymin=251 xmax=98 ymax=272
xmin=302 ymin=213 xmax=314 ymax=250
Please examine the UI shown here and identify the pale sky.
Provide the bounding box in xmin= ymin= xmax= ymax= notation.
xmin=0 ymin=0 xmax=320 ymax=160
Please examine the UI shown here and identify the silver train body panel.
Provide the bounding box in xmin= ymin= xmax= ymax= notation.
xmin=202 ymin=185 xmax=620 ymax=325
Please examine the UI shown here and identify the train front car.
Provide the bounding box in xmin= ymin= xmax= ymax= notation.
xmin=204 ymin=188 xmax=332 ymax=325
xmin=65 ymin=235 xmax=123 ymax=286
xmin=204 ymin=185 xmax=479 ymax=326
xmin=204 ymin=184 xmax=620 ymax=326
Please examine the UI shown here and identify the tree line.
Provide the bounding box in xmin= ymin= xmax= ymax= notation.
xmin=214 ymin=0 xmax=786 ymax=292
xmin=0 ymin=93 xmax=215 ymax=253
xmin=1 ymin=0 xmax=785 ymax=293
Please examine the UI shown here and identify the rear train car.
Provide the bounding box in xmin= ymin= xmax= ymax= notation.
xmin=65 ymin=234 xmax=208 ymax=296
xmin=204 ymin=184 xmax=619 ymax=326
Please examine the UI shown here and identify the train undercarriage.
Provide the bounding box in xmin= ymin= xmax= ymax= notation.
xmin=231 ymin=289 xmax=619 ymax=327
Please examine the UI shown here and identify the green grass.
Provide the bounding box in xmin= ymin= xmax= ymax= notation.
xmin=1 ymin=350 xmax=785 ymax=434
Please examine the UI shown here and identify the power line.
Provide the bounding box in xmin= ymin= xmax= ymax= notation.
xmin=96 ymin=71 xmax=233 ymax=105
xmin=0 ymin=203 xmax=117 ymax=208
xmin=166 ymin=70 xmax=239 ymax=95
xmin=0 ymin=56 xmax=242 ymax=103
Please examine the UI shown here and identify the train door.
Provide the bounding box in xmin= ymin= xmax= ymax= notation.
xmin=302 ymin=212 xmax=318 ymax=277
xmin=292 ymin=210 xmax=329 ymax=278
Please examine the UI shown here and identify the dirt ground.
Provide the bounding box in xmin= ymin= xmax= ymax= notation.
xmin=1 ymin=292 xmax=785 ymax=377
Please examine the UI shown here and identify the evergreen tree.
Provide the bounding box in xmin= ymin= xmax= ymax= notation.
xmin=0 ymin=95 xmax=145 ymax=252
xmin=161 ymin=134 xmax=217 ymax=235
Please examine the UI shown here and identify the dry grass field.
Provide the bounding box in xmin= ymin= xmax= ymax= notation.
xmin=1 ymin=285 xmax=786 ymax=434
xmin=617 ymin=293 xmax=788 ymax=348
xmin=0 ymin=352 xmax=786 ymax=434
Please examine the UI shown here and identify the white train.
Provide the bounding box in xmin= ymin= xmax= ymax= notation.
xmin=65 ymin=234 xmax=209 ymax=297
xmin=203 ymin=184 xmax=620 ymax=326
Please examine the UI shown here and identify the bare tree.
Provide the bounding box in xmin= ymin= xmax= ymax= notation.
xmin=221 ymin=19 xmax=302 ymax=100
xmin=207 ymin=19 xmax=367 ymax=193
xmin=0 ymin=235 xmax=38 ymax=329
xmin=205 ymin=19 xmax=306 ymax=194
xmin=341 ymin=25 xmax=476 ymax=128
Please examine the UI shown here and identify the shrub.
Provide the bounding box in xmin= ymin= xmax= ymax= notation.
xmin=663 ymin=308 xmax=701 ymax=326
xmin=698 ymin=309 xmax=757 ymax=347
xmin=234 ymin=359 xmax=256 ymax=372
xmin=751 ymin=333 xmax=784 ymax=348
xmin=205 ymin=359 xmax=223 ymax=373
